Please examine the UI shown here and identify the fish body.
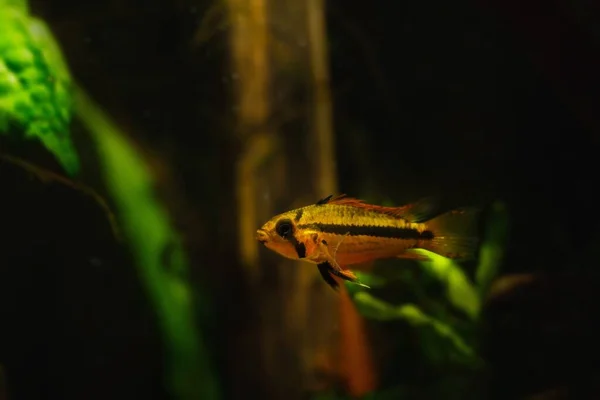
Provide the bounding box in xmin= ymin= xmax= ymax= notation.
xmin=256 ymin=194 xmax=479 ymax=290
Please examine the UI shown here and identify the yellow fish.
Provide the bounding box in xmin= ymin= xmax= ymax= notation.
xmin=256 ymin=194 xmax=479 ymax=290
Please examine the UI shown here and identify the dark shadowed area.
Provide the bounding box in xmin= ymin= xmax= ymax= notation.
xmin=1 ymin=0 xmax=599 ymax=399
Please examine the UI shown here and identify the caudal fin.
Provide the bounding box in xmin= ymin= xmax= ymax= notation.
xmin=420 ymin=207 xmax=480 ymax=260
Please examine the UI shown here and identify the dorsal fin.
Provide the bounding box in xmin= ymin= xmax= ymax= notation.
xmin=316 ymin=193 xmax=354 ymax=205
xmin=317 ymin=194 xmax=440 ymax=222
xmin=315 ymin=194 xmax=335 ymax=205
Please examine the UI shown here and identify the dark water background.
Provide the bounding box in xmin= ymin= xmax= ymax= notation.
xmin=2 ymin=0 xmax=600 ymax=399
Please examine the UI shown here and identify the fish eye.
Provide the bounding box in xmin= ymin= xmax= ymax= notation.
xmin=276 ymin=219 xmax=293 ymax=238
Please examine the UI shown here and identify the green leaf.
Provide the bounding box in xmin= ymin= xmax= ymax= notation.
xmin=0 ymin=0 xmax=28 ymax=12
xmin=0 ymin=6 xmax=79 ymax=175
xmin=352 ymin=292 xmax=478 ymax=365
xmin=73 ymin=87 xmax=220 ymax=400
xmin=413 ymin=249 xmax=480 ymax=320
xmin=475 ymin=201 xmax=509 ymax=298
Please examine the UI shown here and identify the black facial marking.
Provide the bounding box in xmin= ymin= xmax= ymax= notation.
xmin=294 ymin=208 xmax=304 ymax=222
xmin=321 ymin=239 xmax=328 ymax=245
xmin=294 ymin=241 xmax=306 ymax=258
xmin=317 ymin=262 xmax=339 ymax=291
xmin=299 ymin=223 xmax=434 ymax=240
xmin=276 ymin=218 xmax=294 ymax=238
xmin=316 ymin=194 xmax=333 ymax=205
xmin=276 ymin=218 xmax=305 ymax=258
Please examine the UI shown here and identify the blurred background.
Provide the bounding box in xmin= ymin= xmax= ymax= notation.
xmin=1 ymin=0 xmax=600 ymax=399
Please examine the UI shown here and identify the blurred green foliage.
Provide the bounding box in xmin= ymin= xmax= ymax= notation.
xmin=0 ymin=0 xmax=79 ymax=175
xmin=334 ymin=201 xmax=509 ymax=399
xmin=0 ymin=2 xmax=220 ymax=398
xmin=74 ymin=88 xmax=221 ymax=400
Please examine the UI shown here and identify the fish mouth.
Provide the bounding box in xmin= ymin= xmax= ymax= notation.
xmin=256 ymin=229 xmax=269 ymax=244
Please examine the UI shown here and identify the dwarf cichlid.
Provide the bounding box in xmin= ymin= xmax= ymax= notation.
xmin=256 ymin=194 xmax=480 ymax=291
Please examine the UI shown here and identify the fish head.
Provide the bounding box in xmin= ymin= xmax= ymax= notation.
xmin=256 ymin=210 xmax=301 ymax=260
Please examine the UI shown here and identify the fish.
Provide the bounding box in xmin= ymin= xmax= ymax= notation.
xmin=256 ymin=194 xmax=480 ymax=291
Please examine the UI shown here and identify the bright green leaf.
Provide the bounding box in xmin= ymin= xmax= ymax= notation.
xmin=352 ymin=292 xmax=477 ymax=364
xmin=0 ymin=6 xmax=79 ymax=175
xmin=354 ymin=292 xmax=480 ymax=366
xmin=413 ymin=249 xmax=480 ymax=320
xmin=0 ymin=0 xmax=28 ymax=13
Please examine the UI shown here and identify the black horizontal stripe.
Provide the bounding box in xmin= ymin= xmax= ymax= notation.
xmin=299 ymin=223 xmax=434 ymax=240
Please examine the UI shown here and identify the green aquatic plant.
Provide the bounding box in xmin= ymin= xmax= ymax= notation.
xmin=0 ymin=2 xmax=220 ymax=399
xmin=338 ymin=201 xmax=509 ymax=398
xmin=74 ymin=88 xmax=220 ymax=400
xmin=0 ymin=0 xmax=79 ymax=175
